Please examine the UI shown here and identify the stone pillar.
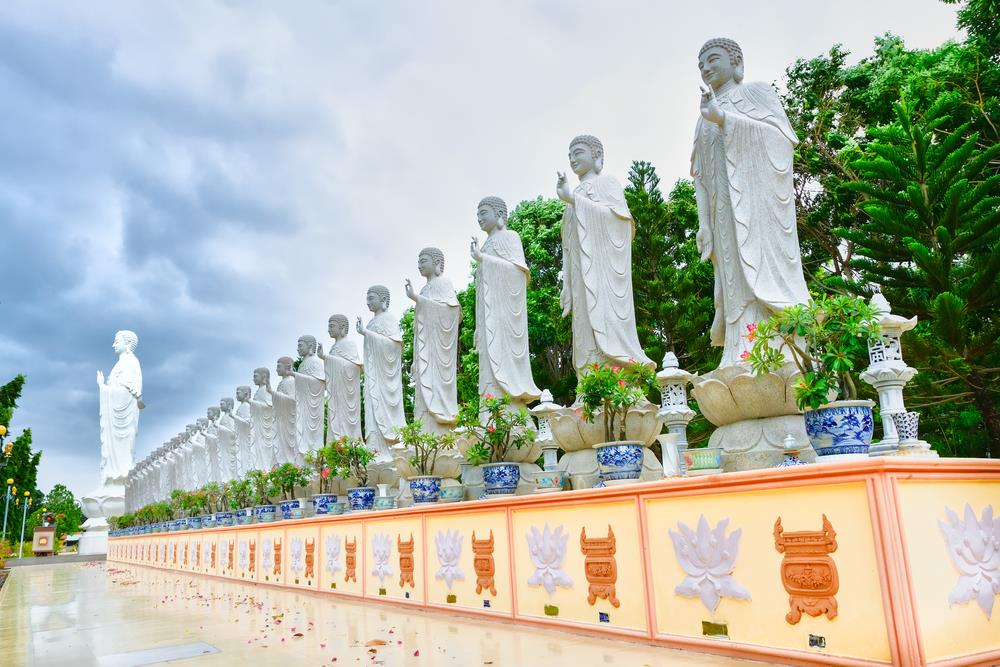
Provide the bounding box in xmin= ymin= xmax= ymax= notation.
xmin=655 ymin=352 xmax=697 ymax=474
xmin=530 ymin=390 xmax=561 ymax=471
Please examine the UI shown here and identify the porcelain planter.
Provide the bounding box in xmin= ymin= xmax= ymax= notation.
xmin=254 ymin=504 xmax=277 ymax=523
xmin=593 ymin=441 xmax=644 ymax=483
xmin=278 ymin=499 xmax=304 ymax=520
xmin=804 ymin=399 xmax=876 ymax=460
xmin=684 ymin=447 xmax=723 ymax=474
xmin=409 ymin=475 xmax=442 ymax=504
xmin=199 ymin=515 xmax=215 ymax=529
xmin=235 ymin=508 xmax=254 ymax=525
xmin=891 ymin=411 xmax=920 ymax=443
xmin=347 ymin=486 xmax=376 ymax=511
xmin=533 ymin=470 xmax=566 ymax=493
xmin=482 ymin=462 xmax=520 ymax=497
xmin=326 ymin=501 xmax=346 ymax=515
xmin=188 ymin=516 xmax=203 ymax=530
xmin=312 ymin=493 xmax=339 ymax=515
xmin=215 ymin=511 xmax=235 ymax=527
xmin=438 ymin=485 xmax=464 ymax=503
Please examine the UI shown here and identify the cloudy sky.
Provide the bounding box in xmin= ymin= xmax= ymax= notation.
xmin=1 ymin=1 xmax=960 ymax=500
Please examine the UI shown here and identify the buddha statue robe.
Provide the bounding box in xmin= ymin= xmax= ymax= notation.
xmin=274 ymin=374 xmax=299 ymax=464
xmin=324 ymin=339 xmax=363 ymax=441
xmin=233 ymin=399 xmax=253 ymax=476
xmin=361 ymin=311 xmax=406 ymax=462
xmin=475 ymin=229 xmax=541 ymax=405
xmin=217 ymin=410 xmax=237 ymax=481
xmin=250 ymin=387 xmax=277 ymax=470
xmin=561 ymin=174 xmax=653 ymax=374
xmin=691 ymin=79 xmax=809 ymax=367
xmin=412 ymin=275 xmax=461 ymax=432
xmin=294 ymin=355 xmax=326 ymax=455
xmin=98 ymin=349 xmax=142 ymax=482
xmin=204 ymin=419 xmax=223 ymax=484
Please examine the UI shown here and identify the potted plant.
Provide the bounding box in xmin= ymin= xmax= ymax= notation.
xmin=457 ymin=394 xmax=535 ymax=497
xmin=747 ymin=294 xmax=881 ymax=459
xmin=328 ymin=436 xmax=377 ymax=511
xmin=270 ymin=463 xmax=311 ymax=519
xmin=395 ymin=420 xmax=455 ymax=503
xmin=183 ymin=489 xmax=207 ymax=529
xmin=305 ymin=447 xmax=338 ymax=515
xmin=247 ymin=469 xmax=278 ymax=522
xmin=577 ymin=361 xmax=658 ymax=483
xmin=226 ymin=479 xmax=254 ymax=525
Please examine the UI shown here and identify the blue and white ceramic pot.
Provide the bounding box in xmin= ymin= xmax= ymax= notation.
xmin=200 ymin=514 xmax=216 ymax=529
xmin=437 ymin=485 xmax=465 ymax=503
xmin=347 ymin=486 xmax=376 ymax=511
xmin=593 ymin=441 xmax=644 ymax=482
xmin=409 ymin=475 xmax=442 ymax=503
xmin=236 ymin=507 xmax=254 ymax=525
xmin=482 ymin=462 xmax=520 ymax=497
xmin=891 ymin=411 xmax=921 ymax=443
xmin=254 ymin=504 xmax=277 ymax=523
xmin=278 ymin=499 xmax=303 ymax=520
xmin=804 ymin=400 xmax=876 ymax=460
xmin=312 ymin=493 xmax=339 ymax=515
xmin=188 ymin=515 xmax=203 ymax=530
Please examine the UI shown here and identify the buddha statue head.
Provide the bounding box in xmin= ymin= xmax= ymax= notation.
xmin=477 ymin=196 xmax=508 ymax=233
xmin=328 ymin=314 xmax=349 ymax=340
xmin=185 ymin=423 xmax=197 ymax=438
xmin=297 ymin=335 xmax=317 ymax=358
xmin=236 ymin=386 xmax=251 ymax=403
xmin=276 ymin=356 xmax=294 ymax=377
xmin=698 ymin=37 xmax=743 ymax=91
xmin=207 ymin=406 xmax=220 ymax=423
xmin=112 ymin=329 xmax=139 ymax=356
xmin=196 ymin=417 xmax=209 ymax=431
xmin=418 ymin=247 xmax=445 ymax=278
xmin=220 ymin=397 xmax=234 ymax=414
xmin=568 ymin=135 xmax=604 ymax=177
xmin=366 ymin=285 xmax=391 ymax=314
xmin=253 ymin=367 xmax=271 ymax=389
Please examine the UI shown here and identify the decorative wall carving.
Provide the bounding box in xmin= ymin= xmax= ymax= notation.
xmin=774 ymin=514 xmax=839 ymax=624
xmin=580 ymin=525 xmax=619 ymax=607
xmin=398 ymin=533 xmax=415 ymax=588
xmin=305 ymin=538 xmax=316 ymax=579
xmin=345 ymin=537 xmax=357 ymax=582
xmin=939 ymin=504 xmax=999 ymax=619
xmin=472 ymin=530 xmax=496 ymax=596
xmin=325 ymin=535 xmax=342 ymax=577
xmin=372 ymin=533 xmax=393 ymax=583
xmin=435 ymin=529 xmax=464 ymax=590
xmin=669 ymin=515 xmax=751 ymax=613
xmin=527 ymin=524 xmax=574 ymax=595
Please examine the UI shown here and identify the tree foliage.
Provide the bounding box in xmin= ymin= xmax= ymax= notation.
xmin=1 ymin=375 xmax=41 ymax=543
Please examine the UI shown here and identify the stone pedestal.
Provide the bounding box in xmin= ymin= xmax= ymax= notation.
xmin=78 ymin=518 xmax=109 ymax=555
xmin=79 ymin=479 xmax=126 ymax=556
xmin=691 ymin=363 xmax=815 ymax=471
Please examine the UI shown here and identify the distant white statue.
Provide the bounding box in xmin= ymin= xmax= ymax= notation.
xmin=691 ymin=38 xmax=809 ymax=367
xmin=471 ymin=197 xmax=541 ymax=407
xmin=357 ymin=285 xmax=405 ymax=462
xmin=556 ymin=136 xmax=653 ymax=374
xmin=95 ymin=330 xmax=143 ymax=483
xmin=232 ymin=386 xmax=253 ymax=476
xmin=180 ymin=426 xmax=197 ymax=490
xmin=218 ymin=397 xmax=238 ymax=481
xmin=406 ymin=247 xmax=461 ymax=432
xmin=292 ymin=335 xmax=326 ymax=455
xmin=205 ymin=406 xmax=223 ymax=484
xmin=191 ymin=418 xmax=209 ymax=489
xmin=250 ymin=367 xmax=277 ymax=470
xmin=273 ymin=356 xmax=299 ymax=465
xmin=317 ymin=315 xmax=363 ymax=442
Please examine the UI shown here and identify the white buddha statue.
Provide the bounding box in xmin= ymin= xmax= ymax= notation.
xmin=218 ymin=397 xmax=238 ymax=481
xmin=692 ymin=37 xmax=809 ymax=367
xmin=95 ymin=329 xmax=143 ymax=484
xmin=405 ymin=247 xmax=461 ymax=432
xmin=357 ymin=285 xmax=405 ymax=463
xmin=180 ymin=426 xmax=197 ymax=490
xmin=232 ymin=385 xmax=253 ymax=476
xmin=191 ymin=419 xmax=209 ymax=489
xmin=273 ymin=356 xmax=299 ymax=465
xmin=204 ymin=406 xmax=223 ymax=484
xmin=470 ymin=197 xmax=541 ymax=408
xmin=317 ymin=315 xmax=363 ymax=442
xmin=250 ymin=367 xmax=277 ymax=470
xmin=292 ymin=335 xmax=326 ymax=456
xmin=556 ymin=136 xmax=653 ymax=375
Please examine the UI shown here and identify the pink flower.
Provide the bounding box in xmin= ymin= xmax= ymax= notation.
xmin=593 ymin=362 xmax=599 ymax=370
xmin=612 ymin=366 xmax=621 ymax=373
xmin=321 ymin=468 xmax=330 ymax=478
xmin=488 ymin=426 xmax=495 ymax=433
xmin=484 ymin=393 xmax=494 ymax=400
xmin=740 ymin=350 xmax=750 ymax=361
xmin=619 ymin=380 xmax=626 ymax=387
xmin=744 ymin=322 xmax=758 ymax=343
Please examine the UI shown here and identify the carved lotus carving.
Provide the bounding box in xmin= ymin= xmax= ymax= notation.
xmin=435 ymin=529 xmax=465 ymax=590
xmin=669 ymin=515 xmax=751 ymax=613
xmin=325 ymin=535 xmax=342 ymax=577
xmin=371 ymin=533 xmax=394 ymax=584
xmin=939 ymin=504 xmax=1000 ymax=619
xmin=526 ymin=524 xmax=574 ymax=595
xmin=549 ymin=401 xmax=663 ymax=452
xmin=290 ymin=537 xmax=304 ymax=576
xmin=691 ymin=363 xmax=801 ymax=426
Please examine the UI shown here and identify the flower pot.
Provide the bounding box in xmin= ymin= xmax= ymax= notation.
xmin=188 ymin=515 xmax=203 ymax=530
xmin=347 ymin=486 xmax=376 ymax=511
xmin=438 ymin=485 xmax=464 ymax=503
xmin=409 ymin=475 xmax=442 ymax=504
xmin=326 ymin=501 xmax=346 ymax=515
xmin=482 ymin=462 xmax=520 ymax=497
xmin=804 ymin=400 xmax=876 ymax=459
xmin=199 ymin=514 xmax=216 ymax=529
xmin=533 ymin=470 xmax=566 ymax=493
xmin=312 ymin=493 xmax=339 ymax=515
xmin=684 ymin=447 xmax=723 ymax=473
xmin=891 ymin=411 xmax=920 ymax=443
xmin=215 ymin=511 xmax=234 ymax=527
xmin=373 ymin=496 xmax=396 ymax=510
xmin=279 ymin=499 xmax=303 ymax=520
xmin=254 ymin=504 xmax=277 ymax=523
xmin=593 ymin=441 xmax=644 ymax=483
xmin=235 ymin=508 xmax=254 ymax=525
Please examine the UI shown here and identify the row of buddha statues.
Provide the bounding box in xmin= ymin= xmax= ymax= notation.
xmin=125 ymin=37 xmax=813 ymax=510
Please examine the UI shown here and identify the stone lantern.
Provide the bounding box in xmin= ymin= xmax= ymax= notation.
xmin=656 ymin=352 xmax=697 ymax=474
xmin=530 ymin=390 xmax=562 ymax=472
xmin=860 ymin=292 xmax=936 ymax=457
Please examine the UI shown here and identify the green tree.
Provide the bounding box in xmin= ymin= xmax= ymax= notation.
xmin=1 ymin=375 xmax=41 ymax=543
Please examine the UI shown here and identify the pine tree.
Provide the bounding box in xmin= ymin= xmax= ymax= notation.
xmin=1 ymin=375 xmax=42 ymax=543
xmin=843 ymin=93 xmax=1000 ymax=456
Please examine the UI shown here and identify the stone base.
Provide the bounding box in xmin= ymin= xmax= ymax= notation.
xmin=79 ymin=517 xmax=109 ymax=555
xmin=710 ymin=415 xmax=816 ymax=472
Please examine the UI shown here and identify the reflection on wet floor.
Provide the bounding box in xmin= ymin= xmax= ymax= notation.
xmin=0 ymin=562 xmax=760 ymax=666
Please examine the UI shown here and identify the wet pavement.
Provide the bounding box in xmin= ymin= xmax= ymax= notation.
xmin=0 ymin=562 xmax=762 ymax=666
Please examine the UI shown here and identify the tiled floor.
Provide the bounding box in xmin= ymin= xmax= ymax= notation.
xmin=0 ymin=562 xmax=763 ymax=666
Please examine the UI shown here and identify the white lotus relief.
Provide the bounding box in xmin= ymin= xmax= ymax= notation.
xmin=939 ymin=504 xmax=1000 ymax=619
xmin=219 ymin=541 xmax=230 ymax=570
xmin=435 ymin=529 xmax=465 ymax=590
xmin=325 ymin=535 xmax=342 ymax=576
xmin=262 ymin=538 xmax=274 ymax=572
xmin=372 ymin=533 xmax=394 ymax=583
xmin=668 ymin=515 xmax=751 ymax=613
xmin=239 ymin=540 xmax=249 ymax=570
xmin=290 ymin=537 xmax=304 ymax=575
xmin=202 ymin=541 xmax=211 ymax=564
xmin=526 ymin=524 xmax=574 ymax=595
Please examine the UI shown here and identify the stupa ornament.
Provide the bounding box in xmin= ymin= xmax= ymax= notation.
xmin=557 ymin=136 xmax=653 ymax=375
